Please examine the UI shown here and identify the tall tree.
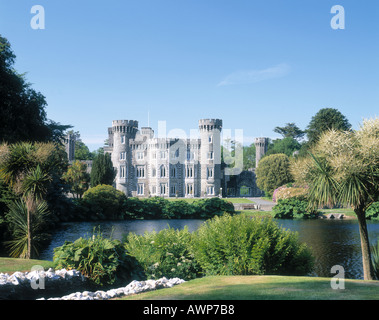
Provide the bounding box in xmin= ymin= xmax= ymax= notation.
xmin=292 ymin=118 xmax=379 ymax=280
xmin=63 ymin=161 xmax=90 ymax=199
xmin=274 ymin=123 xmax=305 ymax=141
xmin=306 ymin=108 xmax=351 ymax=145
xmin=90 ymin=153 xmax=116 ymax=187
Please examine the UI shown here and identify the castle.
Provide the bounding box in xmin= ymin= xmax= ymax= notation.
xmin=65 ymin=119 xmax=268 ymax=198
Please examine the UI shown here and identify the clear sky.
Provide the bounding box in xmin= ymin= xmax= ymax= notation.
xmin=1 ymin=0 xmax=378 ymax=150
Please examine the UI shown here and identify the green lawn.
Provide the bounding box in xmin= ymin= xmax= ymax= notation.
xmin=119 ymin=275 xmax=379 ymax=300
xmin=0 ymin=257 xmax=54 ymax=274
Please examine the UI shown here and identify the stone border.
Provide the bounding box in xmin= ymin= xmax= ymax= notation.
xmin=38 ymin=277 xmax=185 ymax=300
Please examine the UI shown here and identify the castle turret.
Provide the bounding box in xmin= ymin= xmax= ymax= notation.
xmin=254 ymin=137 xmax=269 ymax=168
xmin=64 ymin=133 xmax=76 ymax=162
xmin=111 ymin=120 xmax=139 ymax=195
xmin=199 ymin=119 xmax=222 ymax=197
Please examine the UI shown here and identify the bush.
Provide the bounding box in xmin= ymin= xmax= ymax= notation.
xmin=123 ymin=197 xmax=234 ymax=220
xmin=81 ymin=185 xmax=127 ymax=220
xmin=124 ymin=227 xmax=201 ymax=280
xmin=272 ymin=198 xmax=318 ymax=219
xmin=190 ymin=214 xmax=314 ymax=276
xmin=53 ymin=228 xmax=141 ymax=286
xmin=272 ymin=184 xmax=308 ymax=202
xmin=256 ymin=153 xmax=294 ymax=195
xmin=367 ymin=202 xmax=379 ymax=220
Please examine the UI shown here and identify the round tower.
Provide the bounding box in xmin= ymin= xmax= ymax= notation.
xmin=199 ymin=119 xmax=222 ymax=197
xmin=111 ymin=120 xmax=139 ymax=195
xmin=254 ymin=137 xmax=269 ymax=168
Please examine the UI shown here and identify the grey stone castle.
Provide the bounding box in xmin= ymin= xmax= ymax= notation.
xmin=64 ymin=119 xmax=268 ymax=198
xmin=103 ymin=119 xmax=223 ymax=198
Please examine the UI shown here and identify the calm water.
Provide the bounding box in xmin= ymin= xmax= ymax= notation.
xmin=39 ymin=218 xmax=379 ymax=280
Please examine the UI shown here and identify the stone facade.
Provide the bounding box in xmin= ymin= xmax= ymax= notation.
xmin=104 ymin=119 xmax=223 ymax=198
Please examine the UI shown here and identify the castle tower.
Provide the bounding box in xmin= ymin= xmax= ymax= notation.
xmin=111 ymin=120 xmax=138 ymax=195
xmin=64 ymin=133 xmax=76 ymax=162
xmin=199 ymin=119 xmax=222 ymax=197
xmin=254 ymin=137 xmax=269 ymax=168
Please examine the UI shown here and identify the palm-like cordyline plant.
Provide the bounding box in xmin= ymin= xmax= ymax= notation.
xmin=293 ymin=118 xmax=379 ymax=280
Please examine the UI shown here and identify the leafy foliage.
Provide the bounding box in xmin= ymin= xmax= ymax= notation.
xmin=53 ymin=228 xmax=140 ymax=286
xmin=124 ymin=227 xmax=201 ymax=280
xmin=366 ymin=202 xmax=379 ymax=220
xmin=256 ymin=153 xmax=294 ymax=195
xmin=272 ymin=198 xmax=318 ymax=219
xmin=81 ymin=185 xmax=127 ymax=220
xmin=90 ymin=153 xmax=116 ymax=187
xmin=62 ymin=160 xmax=90 ymax=199
xmin=190 ymin=214 xmax=314 ymax=276
xmin=4 ymin=199 xmax=51 ymax=258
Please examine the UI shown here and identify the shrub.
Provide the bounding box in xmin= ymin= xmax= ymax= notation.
xmin=273 ymin=184 xmax=308 ymax=202
xmin=81 ymin=185 xmax=127 ymax=220
xmin=190 ymin=214 xmax=314 ymax=276
xmin=367 ymin=202 xmax=379 ymax=220
xmin=124 ymin=226 xmax=201 ymax=280
xmin=53 ymin=228 xmax=141 ymax=286
xmin=192 ymin=197 xmax=235 ymax=218
xmin=256 ymin=153 xmax=294 ymax=195
xmin=272 ymin=198 xmax=318 ymax=219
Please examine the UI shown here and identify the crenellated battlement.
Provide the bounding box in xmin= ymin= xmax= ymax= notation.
xmin=198 ymin=119 xmax=222 ymax=131
xmin=111 ymin=120 xmax=138 ymax=133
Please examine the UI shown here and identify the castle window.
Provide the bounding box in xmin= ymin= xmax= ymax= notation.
xmin=171 ymin=166 xmax=177 ymax=178
xmin=137 ymin=184 xmax=144 ymax=195
xmin=186 ymin=184 xmax=193 ymax=195
xmin=170 ymin=184 xmax=177 ymax=196
xmin=120 ymin=166 xmax=126 ymax=178
xmin=207 ymin=152 xmax=214 ymax=160
xmin=152 ymin=167 xmax=156 ymax=177
xmin=160 ymin=151 xmax=167 ymax=159
xmin=151 ymin=185 xmax=157 ymax=194
xmin=160 ymin=165 xmax=166 ymax=177
xmin=207 ymin=167 xmax=213 ymax=179
xmin=121 ymin=136 xmax=125 ymax=144
xmin=209 ymin=136 xmax=212 ymax=143
xmin=136 ymin=166 xmax=145 ymax=178
xmin=186 ymin=166 xmax=193 ymax=178
xmin=207 ymin=186 xmax=214 ymax=195
xmin=137 ymin=152 xmax=144 ymax=160
xmin=120 ymin=152 xmax=126 ymax=160
xmin=160 ymin=183 xmax=167 ymax=195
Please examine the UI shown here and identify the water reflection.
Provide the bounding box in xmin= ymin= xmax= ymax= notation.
xmin=39 ymin=218 xmax=379 ymax=280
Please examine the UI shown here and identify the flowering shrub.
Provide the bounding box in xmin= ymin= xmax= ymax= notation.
xmin=273 ymin=184 xmax=309 ymax=202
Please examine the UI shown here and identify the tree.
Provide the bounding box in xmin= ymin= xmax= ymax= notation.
xmin=0 ymin=142 xmax=65 ymax=258
xmin=265 ymin=137 xmax=301 ymax=158
xmin=306 ymin=108 xmax=351 ymax=145
xmin=0 ymin=35 xmax=71 ymax=143
xmin=63 ymin=160 xmax=90 ymax=199
xmin=256 ymin=153 xmax=294 ymax=195
xmin=90 ymin=153 xmax=116 ymax=187
xmin=243 ymin=144 xmax=256 ymax=170
xmin=274 ymin=123 xmax=305 ymax=141
xmin=292 ymin=118 xmax=379 ymax=280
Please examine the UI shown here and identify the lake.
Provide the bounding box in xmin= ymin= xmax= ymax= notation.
xmin=39 ymin=218 xmax=379 ymax=280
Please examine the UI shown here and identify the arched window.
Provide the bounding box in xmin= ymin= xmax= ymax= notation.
xmin=160 ymin=165 xmax=166 ymax=177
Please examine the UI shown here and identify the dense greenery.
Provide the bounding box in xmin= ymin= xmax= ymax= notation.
xmin=190 ymin=214 xmax=314 ymax=276
xmin=124 ymin=227 xmax=201 ymax=281
xmin=90 ymin=153 xmax=116 ymax=187
xmin=306 ymin=108 xmax=352 ymax=145
xmin=53 ymin=228 xmax=141 ymax=286
xmin=272 ymin=198 xmax=318 ymax=219
xmin=62 ymin=160 xmax=90 ymax=199
xmin=256 ymin=153 xmax=294 ymax=196
xmin=366 ymin=202 xmax=379 ymax=220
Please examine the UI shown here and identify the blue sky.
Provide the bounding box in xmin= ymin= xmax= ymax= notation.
xmin=1 ymin=0 xmax=378 ymax=150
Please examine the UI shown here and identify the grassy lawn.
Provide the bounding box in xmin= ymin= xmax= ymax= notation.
xmin=119 ymin=275 xmax=379 ymax=300
xmin=0 ymin=257 xmax=54 ymax=274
